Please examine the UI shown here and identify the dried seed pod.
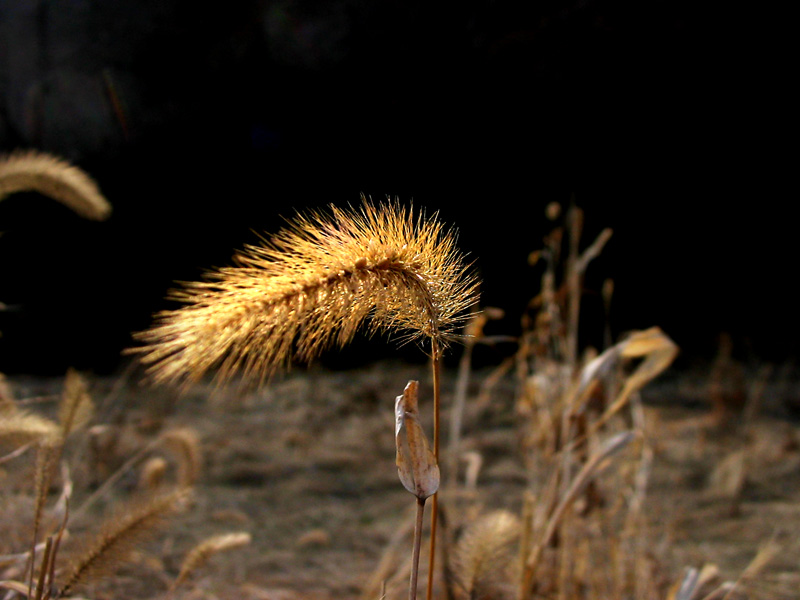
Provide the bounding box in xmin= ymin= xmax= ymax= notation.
xmin=395 ymin=380 xmax=440 ymax=500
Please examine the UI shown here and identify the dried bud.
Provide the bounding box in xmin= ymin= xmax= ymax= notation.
xmin=395 ymin=380 xmax=440 ymax=500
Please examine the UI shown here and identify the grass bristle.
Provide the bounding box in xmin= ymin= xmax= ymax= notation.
xmin=58 ymin=487 xmax=191 ymax=598
xmin=130 ymin=198 xmax=480 ymax=385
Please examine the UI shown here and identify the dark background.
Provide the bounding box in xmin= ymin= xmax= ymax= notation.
xmin=0 ymin=0 xmax=791 ymax=376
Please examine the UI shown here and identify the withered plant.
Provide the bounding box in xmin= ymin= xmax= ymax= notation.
xmin=131 ymin=197 xmax=480 ymax=599
xmin=410 ymin=200 xmax=712 ymax=600
xmin=0 ymin=149 xmax=112 ymax=324
xmin=0 ymin=371 xmax=224 ymax=600
xmin=507 ymin=202 xmax=682 ymax=599
xmin=0 ymin=151 xmax=250 ymax=599
xmin=395 ymin=380 xmax=439 ymax=600
xmin=131 ymin=198 xmax=478 ymax=385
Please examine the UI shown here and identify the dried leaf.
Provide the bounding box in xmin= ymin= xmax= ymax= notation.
xmin=395 ymin=381 xmax=439 ymax=500
xmin=579 ymin=327 xmax=678 ymax=436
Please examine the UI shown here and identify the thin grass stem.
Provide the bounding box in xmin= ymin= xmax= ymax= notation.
xmin=410 ymin=497 xmax=427 ymax=600
xmin=427 ymin=340 xmax=441 ymax=600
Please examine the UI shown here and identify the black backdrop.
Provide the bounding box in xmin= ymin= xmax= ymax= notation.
xmin=0 ymin=1 xmax=790 ymax=375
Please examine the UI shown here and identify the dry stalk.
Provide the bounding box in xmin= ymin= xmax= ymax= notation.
xmin=360 ymin=507 xmax=417 ymax=600
xmin=521 ymin=430 xmax=636 ymax=595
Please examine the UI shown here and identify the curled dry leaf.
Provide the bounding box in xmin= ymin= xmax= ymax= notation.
xmin=576 ymin=326 xmax=679 ymax=434
xmin=395 ymin=380 xmax=440 ymax=500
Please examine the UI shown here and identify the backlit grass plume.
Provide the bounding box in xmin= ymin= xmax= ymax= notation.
xmin=0 ymin=150 xmax=111 ymax=220
xmin=132 ymin=198 xmax=480 ymax=385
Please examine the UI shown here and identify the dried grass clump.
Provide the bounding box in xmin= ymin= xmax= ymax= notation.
xmin=58 ymin=487 xmax=192 ymax=598
xmin=131 ymin=198 xmax=479 ymax=385
xmin=374 ymin=199 xmax=699 ymax=600
xmin=0 ymin=373 xmax=199 ymax=600
xmin=506 ymin=202 xmax=681 ymax=599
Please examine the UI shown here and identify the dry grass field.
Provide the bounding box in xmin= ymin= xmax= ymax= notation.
xmin=2 ymin=356 xmax=799 ymax=600
xmin=2 ymin=157 xmax=798 ymax=599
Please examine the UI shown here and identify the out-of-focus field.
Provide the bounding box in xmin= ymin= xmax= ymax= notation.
xmin=3 ymin=359 xmax=798 ymax=599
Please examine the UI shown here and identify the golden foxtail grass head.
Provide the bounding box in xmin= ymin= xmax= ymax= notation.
xmin=0 ymin=150 xmax=111 ymax=220
xmin=131 ymin=198 xmax=480 ymax=385
xmin=58 ymin=487 xmax=191 ymax=598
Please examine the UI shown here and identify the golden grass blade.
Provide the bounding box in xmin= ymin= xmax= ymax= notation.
xmin=672 ymin=564 xmax=721 ymax=600
xmin=0 ymin=439 xmax=36 ymax=464
xmin=717 ymin=535 xmax=782 ymax=600
xmin=0 ymin=150 xmax=111 ymax=220
xmin=138 ymin=456 xmax=169 ymax=491
xmin=130 ymin=198 xmax=479 ymax=385
xmin=575 ymin=327 xmax=678 ymax=442
xmin=74 ymin=428 xmax=199 ymax=522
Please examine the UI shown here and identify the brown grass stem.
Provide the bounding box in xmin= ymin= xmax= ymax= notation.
xmin=426 ymin=340 xmax=442 ymax=600
xmin=410 ymin=497 xmax=427 ymax=600
xmin=448 ymin=334 xmax=474 ymax=487
xmin=520 ymin=431 xmax=635 ymax=597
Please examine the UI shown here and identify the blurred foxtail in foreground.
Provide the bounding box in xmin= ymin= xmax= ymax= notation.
xmin=130 ymin=197 xmax=480 ymax=384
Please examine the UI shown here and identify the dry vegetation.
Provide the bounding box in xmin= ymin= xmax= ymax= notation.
xmin=1 ymin=163 xmax=798 ymax=600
